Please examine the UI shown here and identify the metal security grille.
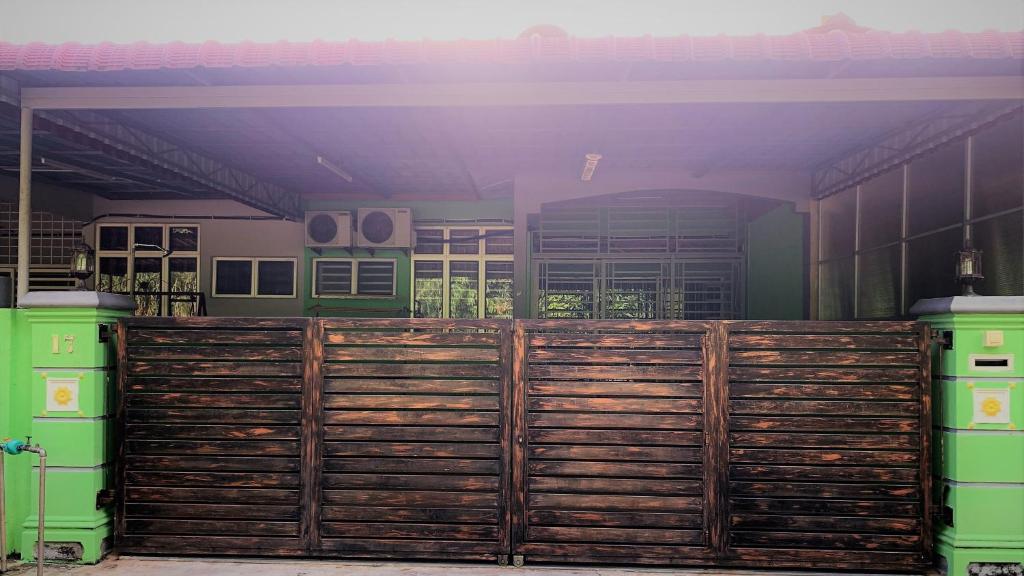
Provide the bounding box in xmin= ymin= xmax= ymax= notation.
xmin=535 ymin=258 xmax=742 ymax=320
xmin=0 ymin=202 xmax=84 ymax=267
xmin=532 ymin=192 xmax=744 ymax=320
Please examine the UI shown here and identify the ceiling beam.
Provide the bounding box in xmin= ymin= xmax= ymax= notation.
xmin=20 ymin=76 xmax=1024 ymax=110
xmin=812 ymin=101 xmax=1024 ymax=198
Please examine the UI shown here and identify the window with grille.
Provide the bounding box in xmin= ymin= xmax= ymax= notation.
xmin=96 ymin=223 xmax=201 ymax=315
xmin=312 ymin=258 xmax=395 ymax=297
xmin=411 ymin=226 xmax=513 ymax=318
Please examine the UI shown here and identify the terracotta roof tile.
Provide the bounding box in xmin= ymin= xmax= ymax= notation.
xmin=0 ymin=30 xmax=1020 ymax=73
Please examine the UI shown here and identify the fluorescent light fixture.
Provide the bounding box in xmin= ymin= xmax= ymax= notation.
xmin=316 ymin=155 xmax=354 ymax=183
xmin=580 ymin=153 xmax=602 ymax=181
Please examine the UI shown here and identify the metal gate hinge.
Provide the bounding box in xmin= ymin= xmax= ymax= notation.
xmin=96 ymin=489 xmax=115 ymax=509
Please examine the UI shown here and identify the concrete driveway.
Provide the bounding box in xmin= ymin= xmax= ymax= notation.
xmin=3 ymin=557 xmax=915 ymax=576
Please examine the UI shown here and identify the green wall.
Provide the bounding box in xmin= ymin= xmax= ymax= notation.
xmin=745 ymin=203 xmax=807 ymax=320
xmin=301 ymin=198 xmax=513 ymax=317
xmin=0 ymin=310 xmax=32 ymax=559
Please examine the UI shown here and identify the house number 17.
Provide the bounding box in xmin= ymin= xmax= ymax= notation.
xmin=50 ymin=334 xmax=76 ymax=354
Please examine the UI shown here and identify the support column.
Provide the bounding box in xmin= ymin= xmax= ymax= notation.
xmin=18 ymin=291 xmax=134 ymax=563
xmin=17 ymin=107 xmax=33 ymax=300
xmin=512 ymin=180 xmax=530 ymax=319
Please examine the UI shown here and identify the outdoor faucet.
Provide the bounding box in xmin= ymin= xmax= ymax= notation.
xmin=0 ymin=438 xmax=47 ymax=576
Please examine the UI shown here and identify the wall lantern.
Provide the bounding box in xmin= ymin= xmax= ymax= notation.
xmin=69 ymin=239 xmax=95 ymax=290
xmin=956 ymin=242 xmax=984 ymax=296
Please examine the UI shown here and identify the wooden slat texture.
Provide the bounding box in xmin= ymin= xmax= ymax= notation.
xmin=724 ymin=321 xmax=930 ymax=569
xmin=115 ymin=317 xmax=930 ymax=569
xmin=118 ymin=318 xmax=307 ymax=556
xmin=319 ymin=319 xmax=508 ymax=560
xmin=515 ymin=325 xmax=710 ymax=562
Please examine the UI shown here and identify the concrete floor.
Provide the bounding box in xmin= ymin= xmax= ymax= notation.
xmin=1 ymin=557 xmax=920 ymax=576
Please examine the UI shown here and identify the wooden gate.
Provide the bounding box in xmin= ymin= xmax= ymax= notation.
xmin=116 ymin=317 xmax=930 ymax=570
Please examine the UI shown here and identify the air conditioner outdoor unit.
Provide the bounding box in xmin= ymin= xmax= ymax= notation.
xmin=304 ymin=211 xmax=353 ymax=247
xmin=356 ymin=208 xmax=413 ymax=248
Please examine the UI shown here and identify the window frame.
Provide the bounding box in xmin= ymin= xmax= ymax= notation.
xmin=95 ymin=222 xmax=202 ymax=314
xmin=311 ymin=257 xmax=397 ymax=298
xmin=410 ymin=225 xmax=514 ymax=318
xmin=212 ymin=256 xmax=297 ymax=299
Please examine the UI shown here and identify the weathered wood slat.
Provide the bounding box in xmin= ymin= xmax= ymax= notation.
xmin=529 ymin=333 xmax=703 ymax=348
xmin=325 ymin=378 xmax=498 ymax=395
xmin=129 ymin=346 xmax=302 ymax=361
xmin=528 ymin=348 xmax=702 ymax=364
xmin=323 ymin=318 xmax=507 ymax=330
xmin=118 ymin=535 xmax=303 ymax=555
xmin=322 ymin=523 xmax=498 ymax=540
xmin=528 ymin=381 xmax=702 ymax=398
xmin=126 ymin=393 xmax=300 ymax=409
xmin=324 ymin=426 xmax=498 ymax=443
xmin=325 ymin=347 xmax=499 ymax=362
xmin=125 ymin=471 xmax=300 ymax=488
xmin=529 ymin=429 xmax=702 ymax=446
xmin=730 ymin=481 xmax=917 ymax=499
xmin=529 ymin=364 xmax=702 ymax=381
xmin=323 ymin=395 xmax=498 ymax=410
xmin=730 ymin=448 xmax=918 ymax=466
xmin=529 ymin=461 xmax=703 ymax=479
xmin=726 ymin=320 xmax=920 ymax=333
xmin=730 ymin=416 xmax=917 ymax=433
xmin=731 ymin=514 xmax=921 ymax=533
xmin=515 ymin=542 xmax=709 ymax=559
xmin=124 ymin=455 xmax=300 ymax=472
xmin=730 ymin=383 xmax=919 ymax=400
xmin=730 ymin=400 xmax=919 ymax=417
xmin=730 ymin=432 xmax=919 ymax=450
xmin=529 ymin=445 xmax=702 ymax=462
xmin=321 ymin=507 xmax=498 ymax=524
xmin=730 ymin=367 xmax=919 ymax=382
xmin=529 ymin=477 xmax=701 ymax=495
xmin=730 ymin=350 xmax=919 ymax=366
xmin=527 ymin=510 xmax=704 ymax=529
xmin=522 ymin=320 xmax=708 ymax=331
xmin=529 ymin=412 xmax=701 ymax=430
xmin=125 ymin=317 xmax=307 ymax=329
xmin=130 ymin=329 xmax=302 ymax=345
xmin=126 ymin=440 xmax=300 ymax=456
xmin=318 ymin=537 xmax=500 ymax=554
xmin=731 ymin=531 xmax=921 ymax=550
xmin=125 ymin=503 xmax=300 ymax=520
xmin=125 ymin=424 xmax=300 ymax=440
xmin=529 ymin=396 xmax=702 ymax=414
xmin=731 ymin=465 xmax=918 ymax=482
xmin=529 ymin=493 xmax=702 ymax=512
xmin=322 ymin=473 xmax=498 ymax=491
xmin=725 ymin=547 xmax=925 ymax=569
xmin=324 ymin=363 xmax=500 ymax=378
xmin=728 ymin=333 xmax=918 ymax=350
xmin=126 ymin=408 xmax=300 ymax=424
xmin=128 ymin=361 xmax=301 ymax=377
xmin=323 ymin=442 xmax=500 ymax=459
xmin=127 ymin=377 xmax=303 ymax=393
xmin=125 ymin=519 xmax=299 ymax=536
xmin=731 ymin=498 xmax=920 ymax=516
xmin=324 ymin=411 xmax=498 ymax=426
xmin=323 ymin=490 xmax=497 ymax=508
xmin=528 ymin=526 xmax=704 ymax=545
xmin=323 ymin=458 xmax=499 ymax=475
xmin=125 ymin=487 xmax=298 ymax=505
xmin=325 ymin=331 xmax=499 ymax=346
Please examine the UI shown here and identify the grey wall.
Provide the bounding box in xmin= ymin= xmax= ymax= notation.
xmin=86 ymin=198 xmax=305 ymax=317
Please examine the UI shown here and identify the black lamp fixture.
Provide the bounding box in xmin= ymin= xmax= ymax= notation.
xmin=956 ymin=240 xmax=984 ymax=296
xmin=69 ymin=238 xmax=95 ymax=290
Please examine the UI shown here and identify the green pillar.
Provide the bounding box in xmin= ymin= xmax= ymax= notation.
xmin=912 ymin=296 xmax=1024 ymax=576
xmin=18 ymin=291 xmax=133 ymax=564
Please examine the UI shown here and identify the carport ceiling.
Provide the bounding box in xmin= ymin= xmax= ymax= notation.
xmin=85 ymin=100 xmax=955 ymax=200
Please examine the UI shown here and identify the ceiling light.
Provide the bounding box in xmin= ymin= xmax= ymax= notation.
xmin=316 ymin=155 xmax=354 ymax=183
xmin=580 ymin=153 xmax=602 ymax=182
